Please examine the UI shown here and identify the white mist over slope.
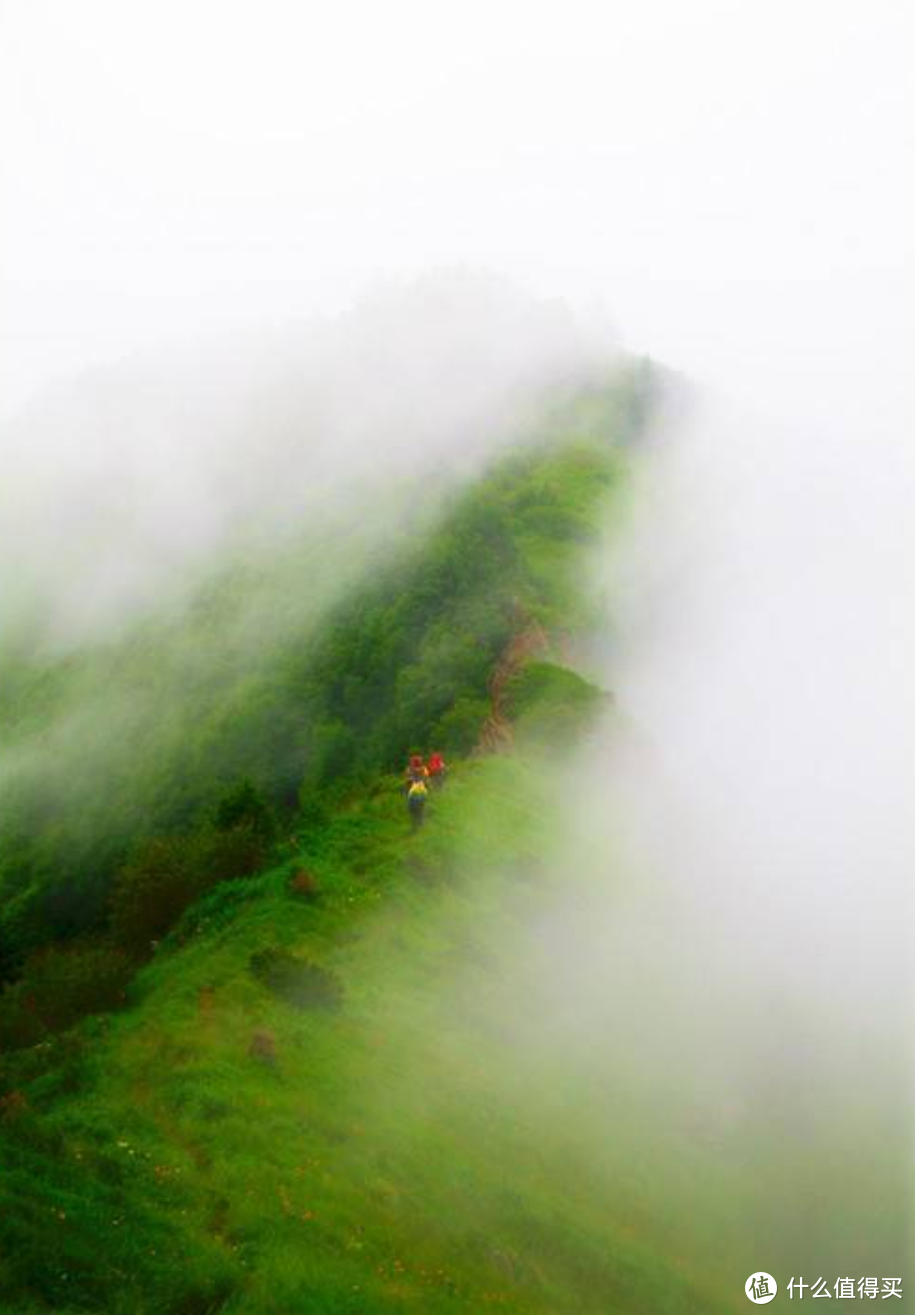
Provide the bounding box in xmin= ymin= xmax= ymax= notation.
xmin=529 ymin=96 xmax=912 ymax=1262
xmin=580 ymin=379 xmax=912 ymax=1262
xmin=480 ymin=357 xmax=912 ymax=1287
xmin=1 ymin=0 xmax=910 ymax=1287
xmin=0 ymin=274 xmax=606 ymax=653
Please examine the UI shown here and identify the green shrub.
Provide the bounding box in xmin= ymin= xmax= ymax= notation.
xmin=169 ymin=870 xmax=265 ymax=943
xmin=20 ymin=943 xmax=132 ymax=1032
xmin=432 ymin=695 xmax=491 ymax=754
xmin=109 ymin=824 xmax=266 ymax=954
xmin=213 ymin=778 xmax=275 ymax=845
xmin=192 ymin=822 xmax=266 ymax=885
xmin=108 ymin=836 xmax=204 ymax=953
xmin=296 ymin=790 xmax=331 ymax=834
xmin=503 ymin=661 xmax=605 ymax=743
xmin=309 ymin=718 xmax=357 ymax=782
xmin=249 ymin=947 xmax=343 ymax=1011
xmin=0 ymin=982 xmax=45 ymax=1050
xmin=0 ymin=943 xmax=131 ymax=1047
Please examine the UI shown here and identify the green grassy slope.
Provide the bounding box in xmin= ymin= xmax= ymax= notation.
xmin=0 ymin=364 xmax=735 ymax=1314
xmin=0 ymin=373 xmax=642 ymax=970
xmin=0 ymin=754 xmax=730 ymax=1315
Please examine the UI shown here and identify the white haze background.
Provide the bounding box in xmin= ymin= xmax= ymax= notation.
xmin=2 ymin=0 xmax=912 ymax=1283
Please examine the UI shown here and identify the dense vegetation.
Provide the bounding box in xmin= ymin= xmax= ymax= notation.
xmin=0 ymin=754 xmax=733 ymax=1315
xmin=0 ymin=376 xmax=642 ymax=985
xmin=0 ymin=373 xmax=647 ymax=1040
xmin=0 ymin=365 xmax=735 ymax=1315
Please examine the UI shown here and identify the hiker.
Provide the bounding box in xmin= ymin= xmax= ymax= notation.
xmin=407 ymin=777 xmax=428 ymax=829
xmin=404 ymin=753 xmax=428 ymax=790
xmin=427 ymin=751 xmax=447 ymax=790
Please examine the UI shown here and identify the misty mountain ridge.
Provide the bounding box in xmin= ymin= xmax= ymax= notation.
xmin=0 ymin=272 xmax=613 ymax=658
xmin=0 ymin=333 xmax=696 ymax=1315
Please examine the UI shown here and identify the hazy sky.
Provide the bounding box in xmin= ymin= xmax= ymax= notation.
xmin=2 ymin=0 xmax=911 ymax=418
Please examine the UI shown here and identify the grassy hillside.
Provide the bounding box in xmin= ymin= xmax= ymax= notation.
xmin=0 ymin=752 xmax=732 ymax=1315
xmin=0 ymin=373 xmax=643 ymax=973
xmin=0 ymin=364 xmax=736 ymax=1315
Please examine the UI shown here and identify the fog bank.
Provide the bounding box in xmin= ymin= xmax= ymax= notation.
xmin=542 ymin=367 xmax=914 ymax=1279
xmin=0 ymin=273 xmax=608 ymax=654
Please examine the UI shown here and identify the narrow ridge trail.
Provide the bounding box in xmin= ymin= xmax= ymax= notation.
xmin=476 ymin=619 xmax=551 ymax=753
